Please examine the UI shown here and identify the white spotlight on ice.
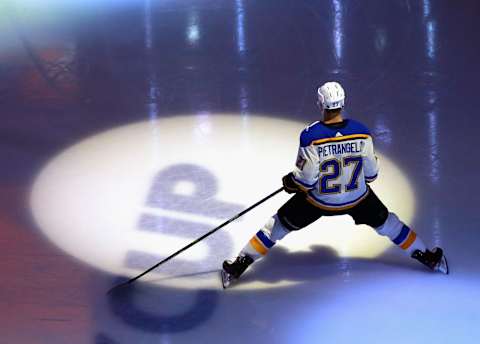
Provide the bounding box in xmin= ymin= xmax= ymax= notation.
xmin=30 ymin=114 xmax=415 ymax=290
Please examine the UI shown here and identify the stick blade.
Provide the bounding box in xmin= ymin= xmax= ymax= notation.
xmin=106 ymin=278 xmax=133 ymax=295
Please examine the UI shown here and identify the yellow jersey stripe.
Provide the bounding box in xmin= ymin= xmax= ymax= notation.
xmin=311 ymin=134 xmax=370 ymax=146
xmin=305 ymin=189 xmax=370 ymax=211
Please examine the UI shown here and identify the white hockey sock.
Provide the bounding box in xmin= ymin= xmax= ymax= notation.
xmin=375 ymin=213 xmax=427 ymax=256
xmin=240 ymin=214 xmax=290 ymax=261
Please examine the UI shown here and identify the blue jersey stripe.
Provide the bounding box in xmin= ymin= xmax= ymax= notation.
xmin=300 ymin=119 xmax=372 ymax=147
xmin=393 ymin=225 xmax=410 ymax=245
xmin=256 ymin=231 xmax=275 ymax=248
xmin=307 ymin=189 xmax=369 ymax=207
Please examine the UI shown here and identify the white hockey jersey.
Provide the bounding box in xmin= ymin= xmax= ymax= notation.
xmin=292 ymin=119 xmax=379 ymax=210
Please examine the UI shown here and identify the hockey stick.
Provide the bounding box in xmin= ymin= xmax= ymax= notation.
xmin=107 ymin=186 xmax=285 ymax=294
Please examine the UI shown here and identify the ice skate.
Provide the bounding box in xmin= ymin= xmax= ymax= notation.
xmin=411 ymin=247 xmax=449 ymax=274
xmin=220 ymin=270 xmax=236 ymax=289
xmin=221 ymin=255 xmax=254 ymax=289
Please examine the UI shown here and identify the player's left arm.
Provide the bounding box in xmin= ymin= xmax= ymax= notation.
xmin=291 ymin=144 xmax=320 ymax=190
xmin=283 ymin=129 xmax=320 ymax=193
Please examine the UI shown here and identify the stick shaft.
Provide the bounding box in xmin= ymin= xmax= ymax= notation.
xmin=122 ymin=186 xmax=284 ymax=285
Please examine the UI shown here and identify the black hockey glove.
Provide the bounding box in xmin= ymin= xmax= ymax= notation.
xmin=282 ymin=172 xmax=302 ymax=194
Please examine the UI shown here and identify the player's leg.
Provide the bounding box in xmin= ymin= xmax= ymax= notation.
xmin=221 ymin=213 xmax=289 ymax=286
xmin=349 ymin=189 xmax=448 ymax=274
xmin=221 ymin=193 xmax=324 ymax=288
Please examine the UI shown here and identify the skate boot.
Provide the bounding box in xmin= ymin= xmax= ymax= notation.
xmin=411 ymin=247 xmax=449 ymax=274
xmin=221 ymin=255 xmax=254 ymax=289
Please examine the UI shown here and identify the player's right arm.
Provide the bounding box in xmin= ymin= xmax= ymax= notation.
xmin=363 ymin=136 xmax=379 ymax=183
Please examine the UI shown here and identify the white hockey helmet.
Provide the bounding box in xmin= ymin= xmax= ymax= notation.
xmin=317 ymin=81 xmax=345 ymax=110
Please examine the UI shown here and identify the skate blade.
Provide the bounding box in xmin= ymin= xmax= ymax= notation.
xmin=220 ymin=270 xmax=235 ymax=289
xmin=435 ymin=255 xmax=449 ymax=275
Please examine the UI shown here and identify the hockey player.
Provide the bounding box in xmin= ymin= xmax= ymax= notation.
xmin=221 ymin=81 xmax=448 ymax=288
